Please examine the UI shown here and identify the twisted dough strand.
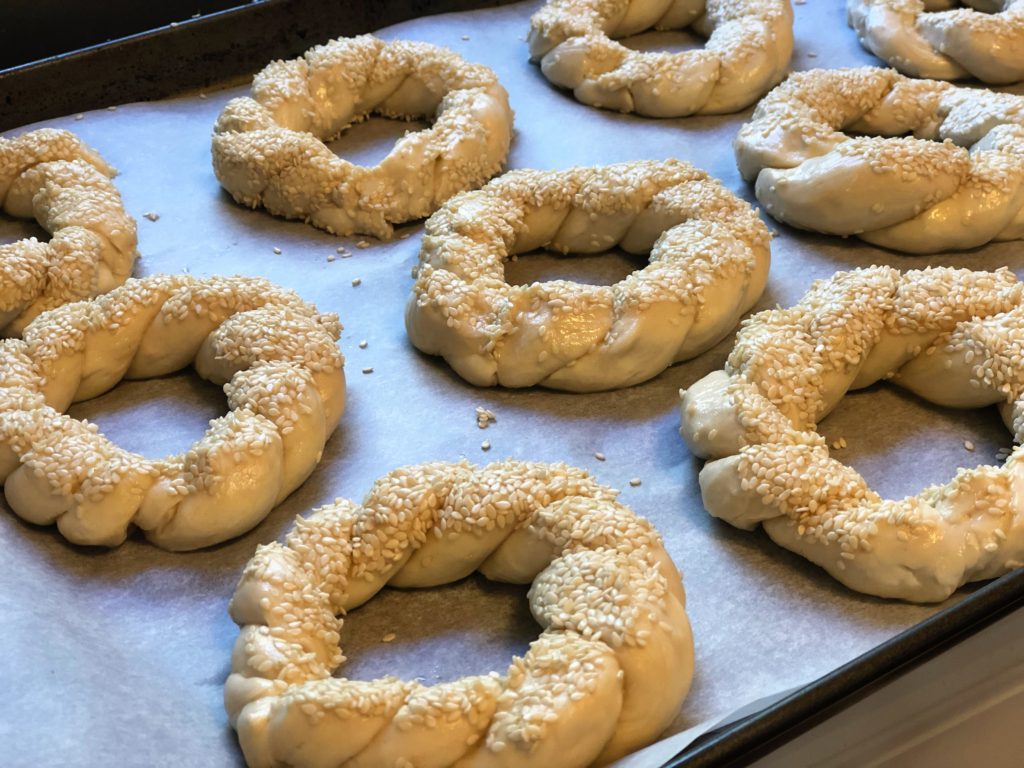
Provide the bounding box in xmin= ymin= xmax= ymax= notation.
xmin=406 ymin=160 xmax=771 ymax=391
xmin=0 ymin=129 xmax=138 ymax=336
xmin=528 ymin=0 xmax=793 ymax=117
xmin=0 ymin=274 xmax=345 ymax=550
xmin=212 ymin=35 xmax=513 ymax=239
xmin=848 ymin=0 xmax=1024 ymax=84
xmin=226 ymin=460 xmax=693 ymax=768
xmin=736 ymin=67 xmax=1024 ymax=253
xmin=679 ymin=266 xmax=1024 ymax=601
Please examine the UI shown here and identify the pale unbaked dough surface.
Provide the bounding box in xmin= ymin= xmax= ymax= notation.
xmin=1 ymin=1 xmax=1022 ymax=766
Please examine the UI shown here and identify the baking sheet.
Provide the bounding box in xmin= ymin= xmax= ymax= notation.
xmin=2 ymin=1 xmax=1024 ymax=765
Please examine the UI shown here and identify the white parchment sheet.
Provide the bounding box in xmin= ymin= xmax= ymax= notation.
xmin=2 ymin=1 xmax=1023 ymax=765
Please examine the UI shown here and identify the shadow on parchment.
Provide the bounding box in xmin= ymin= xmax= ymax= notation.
xmin=337 ymin=575 xmax=536 ymax=684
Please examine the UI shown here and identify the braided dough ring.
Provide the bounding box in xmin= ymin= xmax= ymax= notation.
xmin=848 ymin=0 xmax=1024 ymax=84
xmin=1 ymin=128 xmax=138 ymax=336
xmin=212 ymin=35 xmax=513 ymax=240
xmin=225 ymin=460 xmax=693 ymax=768
xmin=406 ymin=160 xmax=771 ymax=391
xmin=679 ymin=266 xmax=1024 ymax=602
xmin=0 ymin=274 xmax=345 ymax=551
xmin=528 ymin=0 xmax=793 ymax=117
xmin=735 ymin=67 xmax=1024 ymax=254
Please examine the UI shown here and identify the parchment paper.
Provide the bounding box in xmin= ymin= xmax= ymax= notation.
xmin=2 ymin=2 xmax=1023 ymax=766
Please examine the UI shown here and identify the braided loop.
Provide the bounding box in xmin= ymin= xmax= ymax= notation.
xmin=528 ymin=0 xmax=793 ymax=117
xmin=212 ymin=35 xmax=513 ymax=240
xmin=0 ymin=128 xmax=138 ymax=336
xmin=225 ymin=460 xmax=693 ymax=768
xmin=848 ymin=0 xmax=1024 ymax=84
xmin=736 ymin=66 xmax=1024 ymax=253
xmin=406 ymin=160 xmax=771 ymax=391
xmin=679 ymin=266 xmax=1024 ymax=602
xmin=0 ymin=274 xmax=345 ymax=550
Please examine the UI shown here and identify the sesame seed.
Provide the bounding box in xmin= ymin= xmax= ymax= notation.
xmin=143 ymin=212 xmax=160 ymax=222
xmin=352 ymin=278 xmax=362 ymax=287
xmin=382 ymin=632 xmax=396 ymax=643
xmin=327 ymin=254 xmax=336 ymax=262
xmin=964 ymin=440 xmax=975 ymax=452
xmin=356 ymin=240 xmax=370 ymax=249
xmin=362 ymin=367 xmax=374 ymax=374
xmin=74 ymin=113 xmax=84 ymax=121
xmin=461 ymin=35 xmax=470 ymax=40
xmin=594 ymin=452 xmax=606 ymax=461
xmin=475 ymin=406 xmax=497 ymax=429
xmin=358 ymin=340 xmax=368 ymax=349
xmin=273 ymin=247 xmax=282 ymax=255
xmin=629 ymin=478 xmax=641 ymax=487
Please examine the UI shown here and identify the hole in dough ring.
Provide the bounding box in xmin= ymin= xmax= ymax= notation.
xmin=224 ymin=459 xmax=693 ymax=768
xmin=735 ymin=66 xmax=1024 ymax=253
xmin=211 ymin=35 xmax=514 ymax=240
xmin=0 ymin=274 xmax=346 ymax=551
xmin=679 ymin=265 xmax=1024 ymax=602
xmin=847 ymin=0 xmax=1024 ymax=84
xmin=0 ymin=128 xmax=139 ymax=337
xmin=527 ymin=0 xmax=794 ymax=117
xmin=406 ymin=160 xmax=772 ymax=392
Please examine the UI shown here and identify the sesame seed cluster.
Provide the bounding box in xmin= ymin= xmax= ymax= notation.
xmin=225 ymin=459 xmax=693 ymax=768
xmin=528 ymin=0 xmax=794 ymax=117
xmin=680 ymin=266 xmax=1024 ymax=602
xmin=0 ymin=274 xmax=346 ymax=551
xmin=211 ymin=35 xmax=514 ymax=240
xmin=736 ymin=66 xmax=1024 ymax=253
xmin=407 ymin=160 xmax=772 ymax=391
xmin=848 ymin=0 xmax=1024 ymax=85
xmin=0 ymin=128 xmax=138 ymax=336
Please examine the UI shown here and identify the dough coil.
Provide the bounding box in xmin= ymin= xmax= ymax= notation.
xmin=226 ymin=460 xmax=694 ymax=767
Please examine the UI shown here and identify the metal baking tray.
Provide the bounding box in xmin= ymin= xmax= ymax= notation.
xmin=0 ymin=0 xmax=522 ymax=129
xmin=672 ymin=570 xmax=1024 ymax=766
xmin=2 ymin=2 xmax=1022 ymax=766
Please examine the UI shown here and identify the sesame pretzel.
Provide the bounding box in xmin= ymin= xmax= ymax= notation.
xmin=226 ymin=460 xmax=693 ymax=768
xmin=528 ymin=0 xmax=793 ymax=117
xmin=406 ymin=161 xmax=771 ymax=391
xmin=735 ymin=67 xmax=1024 ymax=253
xmin=679 ymin=266 xmax=1024 ymax=602
xmin=212 ymin=35 xmax=513 ymax=240
xmin=0 ymin=274 xmax=345 ymax=551
xmin=848 ymin=0 xmax=1024 ymax=84
xmin=1 ymin=128 xmax=138 ymax=336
